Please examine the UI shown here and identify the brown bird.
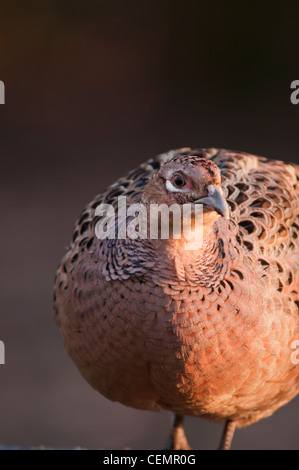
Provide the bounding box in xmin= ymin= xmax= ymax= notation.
xmin=54 ymin=147 xmax=299 ymax=450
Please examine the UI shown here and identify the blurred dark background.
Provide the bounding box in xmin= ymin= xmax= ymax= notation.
xmin=0 ymin=0 xmax=298 ymax=450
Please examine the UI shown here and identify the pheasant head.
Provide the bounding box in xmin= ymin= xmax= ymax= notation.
xmin=141 ymin=155 xmax=229 ymax=222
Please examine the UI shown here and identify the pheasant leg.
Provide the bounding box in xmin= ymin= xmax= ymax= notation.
xmin=165 ymin=414 xmax=191 ymax=450
xmin=218 ymin=420 xmax=236 ymax=450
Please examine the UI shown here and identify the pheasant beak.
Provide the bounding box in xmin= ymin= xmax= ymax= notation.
xmin=194 ymin=185 xmax=230 ymax=219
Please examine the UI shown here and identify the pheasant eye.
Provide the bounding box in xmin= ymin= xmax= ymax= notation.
xmin=172 ymin=173 xmax=186 ymax=188
xmin=166 ymin=172 xmax=190 ymax=193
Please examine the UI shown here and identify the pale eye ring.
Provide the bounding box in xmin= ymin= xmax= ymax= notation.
xmin=166 ymin=172 xmax=189 ymax=192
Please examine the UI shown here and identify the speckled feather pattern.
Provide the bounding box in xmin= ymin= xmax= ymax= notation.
xmin=54 ymin=148 xmax=299 ymax=427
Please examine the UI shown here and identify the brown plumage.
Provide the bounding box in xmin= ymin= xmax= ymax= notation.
xmin=54 ymin=147 xmax=299 ymax=449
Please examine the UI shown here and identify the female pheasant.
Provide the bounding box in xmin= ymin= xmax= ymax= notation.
xmin=54 ymin=148 xmax=299 ymax=450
